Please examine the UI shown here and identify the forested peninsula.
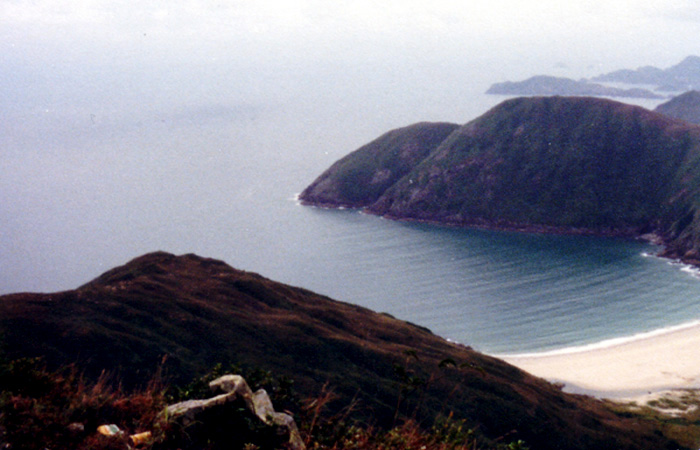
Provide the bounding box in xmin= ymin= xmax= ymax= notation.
xmin=300 ymin=96 xmax=700 ymax=265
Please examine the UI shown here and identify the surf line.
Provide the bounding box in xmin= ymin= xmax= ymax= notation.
xmin=492 ymin=319 xmax=700 ymax=359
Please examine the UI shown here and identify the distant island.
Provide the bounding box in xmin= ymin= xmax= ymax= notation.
xmin=300 ymin=96 xmax=700 ymax=266
xmin=487 ymin=75 xmax=663 ymax=99
xmin=593 ymin=55 xmax=700 ymax=91
xmin=487 ymin=55 xmax=700 ymax=98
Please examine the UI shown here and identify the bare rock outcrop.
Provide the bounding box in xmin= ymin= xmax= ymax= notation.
xmin=166 ymin=374 xmax=305 ymax=450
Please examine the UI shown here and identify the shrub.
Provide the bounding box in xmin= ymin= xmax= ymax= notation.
xmin=0 ymin=358 xmax=167 ymax=450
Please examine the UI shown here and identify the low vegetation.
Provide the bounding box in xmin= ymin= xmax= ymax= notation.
xmin=0 ymin=252 xmax=687 ymax=449
xmin=0 ymin=357 xmax=167 ymax=450
xmin=0 ymin=357 xmax=532 ymax=450
xmin=300 ymin=122 xmax=459 ymax=207
xmin=6 ymin=356 xmax=700 ymax=450
xmin=655 ymin=90 xmax=700 ymax=125
xmin=606 ymin=390 xmax=700 ymax=449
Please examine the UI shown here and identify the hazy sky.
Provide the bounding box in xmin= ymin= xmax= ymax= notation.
xmin=2 ymin=0 xmax=700 ymax=294
xmin=3 ymin=0 xmax=699 ymax=80
xmin=3 ymin=0 xmax=699 ymax=137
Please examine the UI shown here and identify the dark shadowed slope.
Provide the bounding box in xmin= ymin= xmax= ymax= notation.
xmin=0 ymin=252 xmax=680 ymax=450
xmin=301 ymin=96 xmax=700 ymax=265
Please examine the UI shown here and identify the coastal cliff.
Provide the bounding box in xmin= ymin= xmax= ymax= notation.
xmin=300 ymin=96 xmax=700 ymax=264
xmin=0 ymin=252 xmax=681 ymax=450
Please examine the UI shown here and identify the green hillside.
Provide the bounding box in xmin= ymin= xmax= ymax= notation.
xmin=300 ymin=122 xmax=459 ymax=207
xmin=301 ymin=96 xmax=700 ymax=264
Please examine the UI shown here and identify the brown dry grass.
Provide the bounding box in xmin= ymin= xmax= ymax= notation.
xmin=0 ymin=358 xmax=168 ymax=450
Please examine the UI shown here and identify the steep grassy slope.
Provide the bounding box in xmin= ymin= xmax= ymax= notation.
xmin=300 ymin=122 xmax=459 ymax=207
xmin=302 ymin=96 xmax=700 ymax=263
xmin=0 ymin=252 xmax=681 ymax=450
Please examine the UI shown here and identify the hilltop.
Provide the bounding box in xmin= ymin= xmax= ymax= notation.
xmin=0 ymin=252 xmax=681 ymax=449
xmin=300 ymin=96 xmax=700 ymax=265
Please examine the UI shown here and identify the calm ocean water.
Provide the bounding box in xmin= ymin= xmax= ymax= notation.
xmin=283 ymin=206 xmax=700 ymax=354
xmin=4 ymin=79 xmax=700 ymax=355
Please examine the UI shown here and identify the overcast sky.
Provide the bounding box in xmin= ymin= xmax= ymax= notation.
xmin=3 ymin=1 xmax=699 ymax=74
xmin=3 ymin=0 xmax=699 ymax=128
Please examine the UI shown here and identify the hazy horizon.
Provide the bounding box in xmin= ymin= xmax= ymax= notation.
xmin=3 ymin=0 xmax=700 ymax=294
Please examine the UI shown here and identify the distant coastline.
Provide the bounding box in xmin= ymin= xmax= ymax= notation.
xmin=486 ymin=55 xmax=700 ymax=98
xmin=486 ymin=75 xmax=664 ymax=99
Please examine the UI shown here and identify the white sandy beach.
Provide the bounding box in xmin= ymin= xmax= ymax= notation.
xmin=501 ymin=322 xmax=700 ymax=399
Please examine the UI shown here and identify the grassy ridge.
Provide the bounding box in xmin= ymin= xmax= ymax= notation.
xmin=0 ymin=252 xmax=682 ymax=449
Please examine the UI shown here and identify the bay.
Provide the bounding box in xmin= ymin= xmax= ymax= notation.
xmin=3 ymin=77 xmax=700 ymax=355
xmin=282 ymin=207 xmax=700 ymax=354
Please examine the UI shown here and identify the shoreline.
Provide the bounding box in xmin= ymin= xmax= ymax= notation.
xmin=298 ymin=199 xmax=700 ymax=400
xmin=297 ymin=196 xmax=700 ymax=265
xmin=297 ymin=195 xmax=656 ymax=239
xmin=298 ymin=197 xmax=677 ymax=249
xmin=500 ymin=321 xmax=700 ymax=399
xmin=494 ymin=319 xmax=700 ymax=359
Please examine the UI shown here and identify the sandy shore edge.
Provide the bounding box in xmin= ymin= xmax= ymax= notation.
xmin=499 ymin=322 xmax=700 ymax=400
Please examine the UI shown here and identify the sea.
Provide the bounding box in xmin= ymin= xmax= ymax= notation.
xmin=4 ymin=63 xmax=700 ymax=356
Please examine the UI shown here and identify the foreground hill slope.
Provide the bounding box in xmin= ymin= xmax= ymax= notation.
xmin=301 ymin=96 xmax=700 ymax=264
xmin=0 ymin=252 xmax=679 ymax=450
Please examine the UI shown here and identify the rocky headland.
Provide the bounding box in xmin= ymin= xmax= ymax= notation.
xmin=300 ymin=96 xmax=700 ymax=266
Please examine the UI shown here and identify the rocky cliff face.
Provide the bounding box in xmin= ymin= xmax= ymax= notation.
xmin=301 ymin=96 xmax=700 ymax=264
xmin=0 ymin=252 xmax=680 ymax=450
